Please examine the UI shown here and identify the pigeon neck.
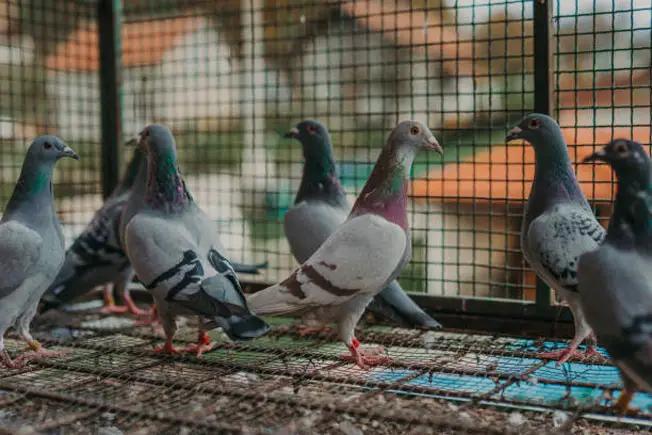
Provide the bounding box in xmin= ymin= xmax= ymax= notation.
xmin=350 ymin=145 xmax=413 ymax=231
xmin=4 ymin=160 xmax=55 ymax=224
xmin=116 ymin=150 xmax=144 ymax=195
xmin=608 ymin=168 xmax=652 ymax=248
xmin=145 ymin=151 xmax=191 ymax=212
xmin=527 ymin=147 xmax=588 ymax=221
xmin=295 ymin=156 xmax=345 ymax=204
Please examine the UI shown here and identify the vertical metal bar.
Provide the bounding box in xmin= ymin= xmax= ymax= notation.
xmin=98 ymin=0 xmax=123 ymax=199
xmin=533 ymin=0 xmax=553 ymax=311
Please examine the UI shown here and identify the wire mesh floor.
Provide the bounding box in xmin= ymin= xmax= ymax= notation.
xmin=1 ymin=303 xmax=651 ymax=434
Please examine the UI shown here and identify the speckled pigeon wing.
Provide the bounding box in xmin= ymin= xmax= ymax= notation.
xmin=247 ymin=214 xmax=407 ymax=315
xmin=579 ymin=246 xmax=652 ymax=392
xmin=527 ymin=205 xmax=605 ymax=292
xmin=283 ymin=200 xmax=349 ymax=264
xmin=0 ymin=220 xmax=43 ymax=298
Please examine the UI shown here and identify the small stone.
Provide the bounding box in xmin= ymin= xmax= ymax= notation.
xmin=338 ymin=421 xmax=363 ymax=435
xmin=552 ymin=410 xmax=569 ymax=428
xmin=526 ymin=376 xmax=538 ymax=385
xmin=98 ymin=427 xmax=124 ymax=435
xmin=421 ymin=331 xmax=438 ymax=349
xmin=101 ymin=412 xmax=116 ymax=421
xmin=508 ymin=412 xmax=526 ymax=427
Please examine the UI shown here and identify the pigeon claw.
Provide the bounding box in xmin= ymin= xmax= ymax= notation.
xmin=340 ymin=343 xmax=391 ymax=370
xmin=537 ymin=348 xmax=586 ymax=365
xmin=293 ymin=324 xmax=333 ymax=337
xmin=150 ymin=339 xmax=182 ymax=355
xmin=16 ymin=342 xmax=72 ymax=364
xmin=179 ymin=341 xmax=217 ymax=358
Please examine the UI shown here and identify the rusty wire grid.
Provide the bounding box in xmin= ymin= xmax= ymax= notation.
xmin=0 ymin=305 xmax=647 ymax=434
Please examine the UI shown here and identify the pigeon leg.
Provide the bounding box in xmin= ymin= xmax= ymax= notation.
xmin=178 ymin=328 xmax=217 ymax=357
xmin=16 ymin=339 xmax=71 ymax=363
xmin=150 ymin=312 xmax=182 ymax=354
xmin=615 ymin=387 xmax=636 ymax=414
xmin=122 ymin=287 xmax=153 ymax=316
xmin=339 ymin=337 xmax=391 ymax=369
xmin=100 ymin=285 xmax=129 ymax=314
xmin=584 ymin=333 xmax=608 ymax=363
xmin=0 ymin=338 xmax=23 ymax=369
xmin=135 ymin=304 xmax=160 ymax=327
xmin=150 ymin=336 xmax=182 ymax=355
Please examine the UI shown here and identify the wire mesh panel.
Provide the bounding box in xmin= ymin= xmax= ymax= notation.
xmin=0 ymin=0 xmax=652 ymax=432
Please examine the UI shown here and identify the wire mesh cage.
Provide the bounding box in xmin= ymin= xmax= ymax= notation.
xmin=0 ymin=0 xmax=650 ymax=433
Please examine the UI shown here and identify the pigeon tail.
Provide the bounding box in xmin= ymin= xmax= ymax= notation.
xmin=217 ymin=313 xmax=270 ymax=341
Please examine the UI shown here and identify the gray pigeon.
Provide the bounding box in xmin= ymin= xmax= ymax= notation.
xmin=507 ymin=113 xmax=606 ymax=365
xmin=39 ymin=147 xmax=147 ymax=315
xmin=579 ymin=139 xmax=652 ymax=413
xmin=123 ymin=125 xmax=269 ymax=355
xmin=283 ymin=119 xmax=441 ymax=330
xmin=0 ymin=136 xmax=79 ymax=368
xmin=248 ymin=121 xmax=442 ymax=368
xmin=41 ymin=144 xmax=267 ymax=317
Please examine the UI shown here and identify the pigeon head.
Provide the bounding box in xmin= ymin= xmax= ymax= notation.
xmin=583 ymin=139 xmax=650 ymax=176
xmin=26 ymin=135 xmax=79 ymax=164
xmin=506 ymin=113 xmax=565 ymax=148
xmin=387 ymin=120 xmax=442 ymax=155
xmin=285 ymin=119 xmax=333 ymax=164
xmin=135 ymin=124 xmax=177 ymax=160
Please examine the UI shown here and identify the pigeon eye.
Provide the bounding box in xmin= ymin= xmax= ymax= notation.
xmin=528 ymin=118 xmax=541 ymax=129
xmin=410 ymin=126 xmax=420 ymax=135
xmin=43 ymin=142 xmax=52 ymax=150
xmin=615 ymin=142 xmax=629 ymax=155
xmin=307 ymin=125 xmax=317 ymax=135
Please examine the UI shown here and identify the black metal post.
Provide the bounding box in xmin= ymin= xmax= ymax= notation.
xmin=533 ymin=0 xmax=553 ymax=310
xmin=98 ymin=0 xmax=122 ymax=199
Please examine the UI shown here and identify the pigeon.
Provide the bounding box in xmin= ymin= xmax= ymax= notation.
xmin=0 ymin=136 xmax=79 ymax=368
xmin=40 ymin=143 xmax=267 ymax=317
xmin=39 ymin=147 xmax=148 ymax=315
xmin=283 ymin=119 xmax=441 ymax=330
xmin=506 ymin=113 xmax=606 ymax=365
xmin=248 ymin=120 xmax=442 ymax=368
xmin=123 ymin=125 xmax=270 ymax=355
xmin=578 ymin=139 xmax=652 ymax=413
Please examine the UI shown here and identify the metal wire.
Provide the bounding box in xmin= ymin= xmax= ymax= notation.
xmin=0 ymin=0 xmax=651 ymax=432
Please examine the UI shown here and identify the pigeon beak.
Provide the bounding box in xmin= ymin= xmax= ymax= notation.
xmin=582 ymin=148 xmax=607 ymax=163
xmin=506 ymin=126 xmax=522 ymax=142
xmin=62 ymin=145 xmax=79 ymax=160
xmin=284 ymin=127 xmax=299 ymax=139
xmin=424 ymin=135 xmax=443 ymax=155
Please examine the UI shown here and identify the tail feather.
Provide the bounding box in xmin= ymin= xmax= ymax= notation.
xmin=231 ymin=261 xmax=269 ymax=275
xmin=246 ymin=285 xmax=305 ymax=316
xmin=367 ymin=281 xmax=442 ymax=329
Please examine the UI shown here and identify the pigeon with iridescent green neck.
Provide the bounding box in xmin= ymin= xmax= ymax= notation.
xmin=124 ymin=125 xmax=269 ymax=355
xmin=0 ymin=136 xmax=79 ymax=368
xmin=283 ymin=119 xmax=441 ymax=331
xmin=507 ymin=113 xmax=606 ymax=365
xmin=248 ymin=121 xmax=442 ymax=369
xmin=579 ymin=139 xmax=652 ymax=414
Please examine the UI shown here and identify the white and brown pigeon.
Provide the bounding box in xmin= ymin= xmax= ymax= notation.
xmin=282 ymin=119 xmax=442 ymax=331
xmin=247 ymin=120 xmax=442 ymax=368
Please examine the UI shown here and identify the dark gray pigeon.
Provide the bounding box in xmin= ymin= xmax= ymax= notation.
xmin=283 ymin=119 xmax=441 ymax=330
xmin=579 ymin=139 xmax=652 ymax=413
xmin=0 ymin=136 xmax=79 ymax=368
xmin=248 ymin=121 xmax=443 ymax=368
xmin=39 ymin=147 xmax=147 ymax=315
xmin=123 ymin=125 xmax=269 ymax=355
xmin=507 ymin=113 xmax=606 ymax=365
